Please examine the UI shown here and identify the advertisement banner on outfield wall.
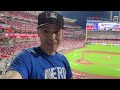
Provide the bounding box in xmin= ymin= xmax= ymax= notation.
xmin=114 ymin=44 xmax=120 ymax=46
xmin=101 ymin=43 xmax=107 ymax=45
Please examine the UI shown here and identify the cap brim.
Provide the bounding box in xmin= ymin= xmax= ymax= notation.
xmin=37 ymin=23 xmax=65 ymax=29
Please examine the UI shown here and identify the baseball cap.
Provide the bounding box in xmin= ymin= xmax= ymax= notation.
xmin=38 ymin=11 xmax=64 ymax=28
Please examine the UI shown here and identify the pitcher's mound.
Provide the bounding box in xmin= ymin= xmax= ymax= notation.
xmin=76 ymin=59 xmax=93 ymax=65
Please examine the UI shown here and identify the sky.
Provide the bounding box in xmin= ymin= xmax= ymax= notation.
xmin=57 ymin=11 xmax=120 ymax=29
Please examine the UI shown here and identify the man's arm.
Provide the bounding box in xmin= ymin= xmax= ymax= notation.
xmin=3 ymin=49 xmax=32 ymax=79
xmin=2 ymin=70 xmax=22 ymax=79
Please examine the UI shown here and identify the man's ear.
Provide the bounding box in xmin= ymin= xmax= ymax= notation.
xmin=37 ymin=27 xmax=40 ymax=37
xmin=62 ymin=29 xmax=64 ymax=39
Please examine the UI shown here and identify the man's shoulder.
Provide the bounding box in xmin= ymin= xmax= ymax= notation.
xmin=25 ymin=46 xmax=41 ymax=58
xmin=56 ymin=52 xmax=67 ymax=60
xmin=57 ymin=52 xmax=64 ymax=57
xmin=15 ymin=46 xmax=40 ymax=58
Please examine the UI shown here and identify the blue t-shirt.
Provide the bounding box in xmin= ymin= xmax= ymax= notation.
xmin=7 ymin=46 xmax=73 ymax=79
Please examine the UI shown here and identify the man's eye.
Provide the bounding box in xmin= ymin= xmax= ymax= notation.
xmin=44 ymin=30 xmax=49 ymax=33
xmin=55 ymin=31 xmax=60 ymax=34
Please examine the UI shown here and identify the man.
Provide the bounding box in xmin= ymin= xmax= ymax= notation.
xmin=2 ymin=11 xmax=73 ymax=79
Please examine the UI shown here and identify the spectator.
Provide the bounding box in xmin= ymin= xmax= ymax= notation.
xmin=2 ymin=11 xmax=73 ymax=79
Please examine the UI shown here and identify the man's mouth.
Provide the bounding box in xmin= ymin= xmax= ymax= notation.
xmin=46 ymin=42 xmax=57 ymax=45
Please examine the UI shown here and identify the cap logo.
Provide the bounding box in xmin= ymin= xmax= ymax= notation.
xmin=46 ymin=12 xmax=57 ymax=19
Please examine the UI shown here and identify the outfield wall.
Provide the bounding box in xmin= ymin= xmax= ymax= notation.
xmin=86 ymin=42 xmax=120 ymax=46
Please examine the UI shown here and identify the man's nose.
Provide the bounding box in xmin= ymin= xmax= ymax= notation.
xmin=49 ymin=33 xmax=56 ymax=40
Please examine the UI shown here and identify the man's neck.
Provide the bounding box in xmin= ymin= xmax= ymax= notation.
xmin=40 ymin=46 xmax=56 ymax=55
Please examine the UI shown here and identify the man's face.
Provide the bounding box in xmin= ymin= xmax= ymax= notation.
xmin=37 ymin=24 xmax=63 ymax=52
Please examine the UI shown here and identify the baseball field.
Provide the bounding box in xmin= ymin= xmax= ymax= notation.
xmin=64 ymin=44 xmax=120 ymax=78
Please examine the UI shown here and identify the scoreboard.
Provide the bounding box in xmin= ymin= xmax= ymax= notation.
xmin=86 ymin=17 xmax=120 ymax=31
xmin=86 ymin=22 xmax=98 ymax=30
xmin=86 ymin=17 xmax=103 ymax=31
xmin=86 ymin=22 xmax=120 ymax=31
xmin=98 ymin=23 xmax=116 ymax=30
xmin=87 ymin=17 xmax=103 ymax=23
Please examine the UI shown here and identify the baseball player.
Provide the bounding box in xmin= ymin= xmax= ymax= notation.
xmin=2 ymin=11 xmax=73 ymax=79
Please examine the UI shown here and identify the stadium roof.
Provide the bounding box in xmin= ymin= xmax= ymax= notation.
xmin=23 ymin=11 xmax=77 ymax=23
xmin=64 ymin=17 xmax=77 ymax=23
xmin=22 ymin=11 xmax=44 ymax=16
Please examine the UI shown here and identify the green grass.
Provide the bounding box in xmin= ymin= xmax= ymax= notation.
xmin=85 ymin=45 xmax=120 ymax=52
xmin=65 ymin=45 xmax=120 ymax=77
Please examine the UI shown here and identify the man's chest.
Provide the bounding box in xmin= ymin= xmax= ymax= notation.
xmin=31 ymin=59 xmax=67 ymax=79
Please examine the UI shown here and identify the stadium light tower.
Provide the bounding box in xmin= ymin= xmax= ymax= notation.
xmin=119 ymin=11 xmax=120 ymax=22
xmin=110 ymin=11 xmax=113 ymax=22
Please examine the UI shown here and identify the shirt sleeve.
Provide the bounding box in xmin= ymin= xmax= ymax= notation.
xmin=63 ymin=56 xmax=73 ymax=79
xmin=6 ymin=49 xmax=32 ymax=79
